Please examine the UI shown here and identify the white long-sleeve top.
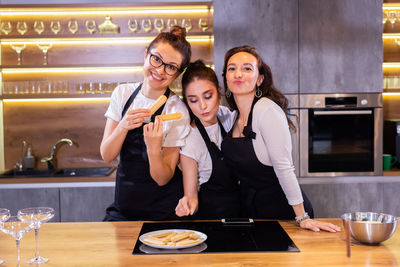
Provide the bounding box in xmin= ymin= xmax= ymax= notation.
xmin=246 ymin=97 xmax=303 ymax=205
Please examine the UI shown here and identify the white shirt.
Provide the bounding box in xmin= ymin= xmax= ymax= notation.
xmin=249 ymin=97 xmax=303 ymax=205
xmin=105 ymin=82 xmax=190 ymax=147
xmin=180 ymin=105 xmax=235 ymax=186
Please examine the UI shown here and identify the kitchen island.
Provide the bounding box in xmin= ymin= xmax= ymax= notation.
xmin=0 ymin=219 xmax=398 ymax=266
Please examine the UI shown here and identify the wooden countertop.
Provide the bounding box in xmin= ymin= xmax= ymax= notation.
xmin=0 ymin=219 xmax=398 ymax=266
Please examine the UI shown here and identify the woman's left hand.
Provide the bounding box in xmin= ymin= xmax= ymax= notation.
xmin=300 ymin=219 xmax=341 ymax=232
xmin=143 ymin=116 xmax=164 ymax=154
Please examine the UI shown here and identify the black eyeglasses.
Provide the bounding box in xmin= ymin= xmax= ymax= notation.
xmin=149 ymin=53 xmax=180 ymax=76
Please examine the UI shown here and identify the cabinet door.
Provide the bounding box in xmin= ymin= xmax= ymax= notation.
xmin=59 ymin=187 xmax=114 ymax=222
xmin=0 ymin=188 xmax=60 ymax=222
xmin=299 ymin=0 xmax=382 ymax=94
xmin=214 ymin=0 xmax=298 ymax=94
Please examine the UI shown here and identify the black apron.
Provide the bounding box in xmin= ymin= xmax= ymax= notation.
xmin=221 ymin=97 xmax=314 ymax=220
xmin=104 ymin=84 xmax=183 ymax=221
xmin=194 ymin=117 xmax=240 ymax=219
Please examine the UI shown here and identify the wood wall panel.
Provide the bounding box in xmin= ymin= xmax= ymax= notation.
xmin=3 ymin=99 xmax=115 ymax=170
xmin=383 ymin=95 xmax=400 ymax=120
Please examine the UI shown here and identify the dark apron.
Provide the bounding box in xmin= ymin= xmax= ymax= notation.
xmin=194 ymin=117 xmax=240 ymax=219
xmin=221 ymin=98 xmax=314 ymax=220
xmin=104 ymin=84 xmax=183 ymax=221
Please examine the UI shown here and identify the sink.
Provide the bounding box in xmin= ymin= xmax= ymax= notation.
xmin=0 ymin=167 xmax=115 ymax=178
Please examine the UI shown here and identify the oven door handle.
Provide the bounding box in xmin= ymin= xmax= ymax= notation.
xmin=313 ymin=110 xmax=372 ymax=115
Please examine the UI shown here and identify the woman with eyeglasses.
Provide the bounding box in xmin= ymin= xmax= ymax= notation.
xmin=101 ymin=26 xmax=191 ymax=221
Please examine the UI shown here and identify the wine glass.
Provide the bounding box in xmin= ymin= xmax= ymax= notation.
xmin=182 ymin=18 xmax=192 ymax=32
xmin=199 ymin=18 xmax=209 ymax=32
xmin=166 ymin=18 xmax=178 ymax=30
xmin=0 ymin=21 xmax=12 ymax=35
xmin=50 ymin=21 xmax=61 ymax=34
xmin=37 ymin=43 xmax=53 ymax=65
xmin=16 ymin=22 xmax=28 ymax=35
xmin=85 ymin=20 xmax=97 ymax=34
xmin=0 ymin=216 xmax=33 ymax=267
xmin=34 ymin=21 xmax=45 ymax=35
xmin=18 ymin=207 xmax=55 ymax=265
xmin=389 ymin=11 xmax=397 ymax=28
xmin=0 ymin=208 xmax=11 ymax=264
xmin=68 ymin=19 xmax=79 ymax=34
xmin=141 ymin=19 xmax=152 ymax=32
xmin=128 ymin=19 xmax=139 ymax=32
xmin=10 ymin=44 xmax=26 ymax=65
xmin=154 ymin=18 xmax=164 ymax=32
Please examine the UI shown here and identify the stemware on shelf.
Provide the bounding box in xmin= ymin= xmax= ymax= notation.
xmin=141 ymin=19 xmax=152 ymax=32
xmin=36 ymin=43 xmax=53 ymax=65
xmin=128 ymin=19 xmax=138 ymax=32
xmin=182 ymin=18 xmax=192 ymax=32
xmin=68 ymin=19 xmax=79 ymax=34
xmin=0 ymin=208 xmax=11 ymax=264
xmin=383 ymin=11 xmax=388 ymax=25
xmin=389 ymin=11 xmax=397 ymax=28
xmin=0 ymin=216 xmax=33 ymax=267
xmin=0 ymin=21 xmax=12 ymax=35
xmin=85 ymin=20 xmax=97 ymax=34
xmin=18 ymin=207 xmax=55 ymax=265
xmin=154 ymin=18 xmax=164 ymax=32
xmin=16 ymin=21 xmax=28 ymax=35
xmin=10 ymin=43 xmax=26 ymax=66
xmin=34 ymin=21 xmax=45 ymax=35
xmin=166 ymin=18 xmax=178 ymax=30
xmin=199 ymin=18 xmax=209 ymax=32
xmin=50 ymin=21 xmax=61 ymax=34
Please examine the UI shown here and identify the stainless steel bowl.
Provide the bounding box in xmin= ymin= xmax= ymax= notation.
xmin=341 ymin=212 xmax=398 ymax=244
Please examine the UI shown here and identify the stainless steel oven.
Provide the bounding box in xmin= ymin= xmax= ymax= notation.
xmin=286 ymin=94 xmax=300 ymax=177
xmin=299 ymin=93 xmax=383 ymax=177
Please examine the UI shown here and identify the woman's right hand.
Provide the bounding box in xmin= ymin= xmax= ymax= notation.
xmin=175 ymin=196 xmax=198 ymax=217
xmin=118 ymin=108 xmax=151 ymax=131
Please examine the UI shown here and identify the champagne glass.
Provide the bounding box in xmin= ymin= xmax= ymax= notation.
xmin=68 ymin=19 xmax=79 ymax=34
xmin=389 ymin=11 xmax=397 ymax=28
xmin=0 ymin=216 xmax=33 ymax=267
xmin=128 ymin=19 xmax=138 ymax=32
xmin=182 ymin=18 xmax=192 ymax=32
xmin=0 ymin=208 xmax=11 ymax=264
xmin=166 ymin=18 xmax=178 ymax=30
xmin=37 ymin=43 xmax=53 ymax=65
xmin=18 ymin=207 xmax=55 ymax=264
xmin=10 ymin=43 xmax=26 ymax=65
xmin=50 ymin=21 xmax=61 ymax=34
xmin=141 ymin=19 xmax=152 ymax=32
xmin=85 ymin=20 xmax=97 ymax=34
xmin=34 ymin=21 xmax=45 ymax=35
xmin=0 ymin=21 xmax=12 ymax=35
xmin=154 ymin=18 xmax=164 ymax=32
xmin=199 ymin=18 xmax=209 ymax=32
xmin=16 ymin=22 xmax=28 ymax=35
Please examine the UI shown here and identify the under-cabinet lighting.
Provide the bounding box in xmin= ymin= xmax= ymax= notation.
xmin=0 ymin=6 xmax=213 ymax=16
xmin=0 ymin=36 xmax=214 ymax=45
xmin=1 ymin=66 xmax=143 ymax=74
xmin=383 ymin=63 xmax=400 ymax=68
xmin=383 ymin=34 xmax=400 ymax=39
xmin=3 ymin=97 xmax=110 ymax=102
xmin=383 ymin=4 xmax=400 ymax=11
xmin=383 ymin=92 xmax=400 ymax=96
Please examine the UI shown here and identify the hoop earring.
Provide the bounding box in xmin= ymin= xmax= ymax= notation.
xmin=226 ymin=89 xmax=231 ymax=97
xmin=255 ymin=86 xmax=262 ymax=98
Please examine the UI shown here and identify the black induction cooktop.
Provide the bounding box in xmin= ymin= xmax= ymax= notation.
xmin=132 ymin=220 xmax=299 ymax=255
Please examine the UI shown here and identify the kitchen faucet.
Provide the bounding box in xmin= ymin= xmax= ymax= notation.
xmin=41 ymin=138 xmax=74 ymax=170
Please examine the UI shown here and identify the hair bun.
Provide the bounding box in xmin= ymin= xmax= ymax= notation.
xmin=170 ymin=25 xmax=186 ymax=38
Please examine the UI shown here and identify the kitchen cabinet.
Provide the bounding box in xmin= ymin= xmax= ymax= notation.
xmin=0 ymin=188 xmax=60 ymax=221
xmin=213 ymin=0 xmax=298 ymax=95
xmin=299 ymin=0 xmax=382 ymax=94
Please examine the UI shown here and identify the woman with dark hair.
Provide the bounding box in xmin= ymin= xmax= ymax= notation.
xmin=221 ymin=45 xmax=340 ymax=232
xmin=101 ymin=26 xmax=191 ymax=221
xmin=175 ymin=60 xmax=240 ymax=219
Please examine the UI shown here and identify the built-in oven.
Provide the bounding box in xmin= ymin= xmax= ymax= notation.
xmin=286 ymin=94 xmax=300 ymax=178
xmin=298 ymin=93 xmax=383 ymax=177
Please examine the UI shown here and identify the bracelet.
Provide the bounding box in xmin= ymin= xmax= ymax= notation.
xmin=295 ymin=212 xmax=310 ymax=225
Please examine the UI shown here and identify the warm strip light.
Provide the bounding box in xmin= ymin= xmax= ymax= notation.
xmin=383 ymin=34 xmax=400 ymax=39
xmin=383 ymin=63 xmax=400 ymax=68
xmin=383 ymin=4 xmax=400 ymax=10
xmin=1 ymin=36 xmax=214 ymax=45
xmin=0 ymin=6 xmax=213 ymax=16
xmin=3 ymin=97 xmax=110 ymax=102
xmin=2 ymin=66 xmax=143 ymax=74
xmin=383 ymin=92 xmax=400 ymax=96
